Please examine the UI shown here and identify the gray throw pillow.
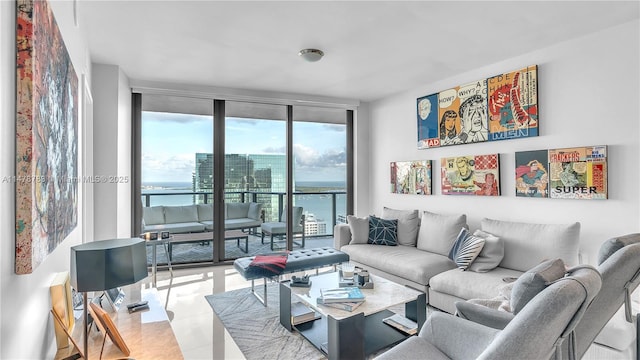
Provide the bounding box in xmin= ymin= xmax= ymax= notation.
xmin=597 ymin=233 xmax=640 ymax=265
xmin=416 ymin=211 xmax=467 ymax=256
xmin=382 ymin=207 xmax=419 ymax=246
xmin=511 ymin=258 xmax=566 ymax=314
xmin=468 ymin=229 xmax=504 ymax=273
xmin=448 ymin=228 xmax=485 ymax=271
xmin=347 ymin=215 xmax=369 ymax=244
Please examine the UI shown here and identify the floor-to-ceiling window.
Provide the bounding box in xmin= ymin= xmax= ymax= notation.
xmin=134 ymin=93 xmax=352 ymax=266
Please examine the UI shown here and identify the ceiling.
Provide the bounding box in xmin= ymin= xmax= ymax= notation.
xmin=80 ymin=1 xmax=639 ymax=103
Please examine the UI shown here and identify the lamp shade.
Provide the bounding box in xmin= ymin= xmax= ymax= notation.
xmin=70 ymin=238 xmax=148 ymax=292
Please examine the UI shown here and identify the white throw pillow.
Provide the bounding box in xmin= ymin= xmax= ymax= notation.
xmin=468 ymin=229 xmax=504 ymax=273
xmin=416 ymin=211 xmax=468 ymax=256
xmin=448 ymin=228 xmax=485 ymax=270
xmin=347 ymin=215 xmax=369 ymax=244
xmin=382 ymin=207 xmax=419 ymax=246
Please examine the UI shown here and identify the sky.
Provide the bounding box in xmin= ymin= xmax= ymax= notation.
xmin=141 ymin=112 xmax=346 ymax=183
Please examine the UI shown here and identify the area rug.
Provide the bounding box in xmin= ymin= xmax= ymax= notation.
xmin=206 ymin=284 xmax=326 ymax=360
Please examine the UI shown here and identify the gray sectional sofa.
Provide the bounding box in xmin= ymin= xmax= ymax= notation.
xmin=142 ymin=202 xmax=264 ymax=234
xmin=333 ymin=208 xmax=581 ymax=313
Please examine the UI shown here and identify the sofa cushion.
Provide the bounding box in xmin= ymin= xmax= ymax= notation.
xmin=429 ymin=266 xmax=524 ymax=301
xmin=347 ymin=215 xmax=369 ymax=244
xmin=143 ymin=206 xmax=165 ymax=225
xmin=382 ymin=207 xmax=420 ymax=246
xmin=248 ymin=202 xmax=262 ymax=221
xmin=510 ymin=258 xmax=566 ymax=314
xmin=480 ymin=218 xmax=580 ymax=272
xmin=227 ymin=203 xmax=250 ymax=219
xmin=417 ymin=211 xmax=468 ymax=256
xmin=197 ymin=204 xmax=213 ymax=222
xmin=468 ymin=229 xmax=504 ymax=273
xmin=164 ymin=205 xmax=199 ymax=224
xmin=368 ymin=216 xmax=398 ymax=246
xmin=342 ymin=244 xmax=456 ymax=286
xmin=448 ymin=228 xmax=485 ymax=271
xmin=261 ymin=222 xmax=287 ymax=234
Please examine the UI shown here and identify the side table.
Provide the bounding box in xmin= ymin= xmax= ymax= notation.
xmin=146 ymin=237 xmax=173 ymax=288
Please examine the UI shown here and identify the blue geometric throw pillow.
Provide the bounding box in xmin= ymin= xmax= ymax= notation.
xmin=368 ymin=216 xmax=398 ymax=246
xmin=448 ymin=228 xmax=486 ymax=270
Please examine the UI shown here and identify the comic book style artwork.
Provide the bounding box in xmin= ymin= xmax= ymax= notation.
xmin=417 ymin=94 xmax=440 ymax=149
xmin=417 ymin=65 xmax=537 ymax=150
xmin=548 ymin=146 xmax=607 ymax=200
xmin=487 ymin=66 xmax=538 ymax=141
xmin=515 ymin=150 xmax=549 ymax=198
xmin=441 ymin=154 xmax=500 ymax=196
xmin=390 ymin=160 xmax=432 ymax=195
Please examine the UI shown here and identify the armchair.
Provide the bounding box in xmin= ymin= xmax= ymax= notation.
xmin=376 ymin=266 xmax=602 ymax=360
xmin=454 ymin=234 xmax=640 ymax=359
xmin=260 ymin=206 xmax=305 ymax=250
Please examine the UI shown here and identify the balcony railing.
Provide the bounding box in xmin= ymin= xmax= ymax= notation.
xmin=141 ymin=190 xmax=347 ymax=237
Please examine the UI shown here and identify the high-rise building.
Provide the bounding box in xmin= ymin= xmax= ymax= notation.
xmin=192 ymin=153 xmax=287 ymax=220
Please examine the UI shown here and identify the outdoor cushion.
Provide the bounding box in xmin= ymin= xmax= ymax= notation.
xmin=247 ymin=202 xmax=262 ymax=220
xmin=225 ymin=218 xmax=261 ymax=230
xmin=481 ymin=218 xmax=580 ymax=272
xmin=227 ymin=202 xmax=250 ymax=219
xmin=342 ymin=244 xmax=456 ymax=286
xmin=382 ymin=207 xmax=420 ymax=246
xmin=164 ymin=205 xmax=199 ymax=224
xmin=197 ymin=204 xmax=213 ymax=221
xmin=347 ymin=215 xmax=369 ymax=244
xmin=144 ymin=222 xmax=206 ymax=234
xmin=261 ymin=222 xmax=287 ymax=234
xmin=468 ymin=229 xmax=504 ymax=273
xmin=417 ymin=211 xmax=467 ymax=256
xmin=143 ymin=206 xmax=165 ymax=225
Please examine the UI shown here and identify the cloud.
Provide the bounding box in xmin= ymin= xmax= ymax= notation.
xmin=142 ymin=153 xmax=195 ymax=181
xmin=293 ymin=144 xmax=346 ymax=169
xmin=323 ymin=124 xmax=346 ymax=132
xmin=143 ymin=112 xmax=209 ymax=124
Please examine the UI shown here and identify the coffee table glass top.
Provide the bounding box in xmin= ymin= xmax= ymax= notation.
xmin=290 ymin=271 xmax=422 ymax=320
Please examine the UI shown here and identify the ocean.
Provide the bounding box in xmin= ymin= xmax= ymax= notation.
xmin=142 ymin=181 xmax=347 ymax=224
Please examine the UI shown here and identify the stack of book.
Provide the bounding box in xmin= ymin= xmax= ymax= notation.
xmin=382 ymin=313 xmax=418 ymax=335
xmin=291 ymin=302 xmax=319 ymax=325
xmin=317 ymin=287 xmax=366 ymax=311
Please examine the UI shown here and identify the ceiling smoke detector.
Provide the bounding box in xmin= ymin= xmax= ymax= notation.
xmin=298 ymin=49 xmax=324 ymax=62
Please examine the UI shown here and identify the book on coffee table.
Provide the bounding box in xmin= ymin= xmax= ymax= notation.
xmin=319 ymin=287 xmax=365 ymax=303
xmin=291 ymin=302 xmax=319 ymax=325
xmin=318 ymin=300 xmax=364 ymax=312
xmin=382 ymin=314 xmax=418 ymax=335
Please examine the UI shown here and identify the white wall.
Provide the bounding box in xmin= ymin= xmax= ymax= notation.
xmin=0 ymin=1 xmax=91 ymax=358
xmin=92 ymin=64 xmax=132 ymax=240
xmin=367 ymin=20 xmax=640 ymax=265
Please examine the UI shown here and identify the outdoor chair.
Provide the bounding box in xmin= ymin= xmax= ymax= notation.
xmin=260 ymin=206 xmax=305 ymax=250
xmin=376 ymin=266 xmax=602 ymax=360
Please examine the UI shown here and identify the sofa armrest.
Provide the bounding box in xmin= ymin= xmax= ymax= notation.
xmin=455 ymin=301 xmax=514 ymax=330
xmin=420 ymin=312 xmax=498 ymax=360
xmin=334 ymin=223 xmax=352 ymax=249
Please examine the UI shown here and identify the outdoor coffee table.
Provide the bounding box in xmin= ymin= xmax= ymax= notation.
xmin=169 ymin=230 xmax=249 ymax=258
xmin=280 ymin=271 xmax=426 ymax=360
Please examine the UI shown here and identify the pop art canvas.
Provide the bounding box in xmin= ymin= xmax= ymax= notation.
xmin=390 ymin=160 xmax=432 ymax=195
xmin=15 ymin=0 xmax=79 ymax=274
xmin=441 ymin=154 xmax=500 ymax=196
xmin=548 ymin=146 xmax=607 ymax=200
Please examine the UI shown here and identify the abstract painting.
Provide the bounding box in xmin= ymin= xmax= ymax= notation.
xmin=390 ymin=160 xmax=432 ymax=195
xmin=16 ymin=0 xmax=78 ymax=274
xmin=441 ymin=154 xmax=500 ymax=196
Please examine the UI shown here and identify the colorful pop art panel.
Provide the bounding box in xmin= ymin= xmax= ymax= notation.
xmin=441 ymin=154 xmax=500 ymax=196
xmin=417 ymin=94 xmax=439 ymax=149
xmin=16 ymin=0 xmax=79 ymax=274
xmin=390 ymin=160 xmax=432 ymax=195
xmin=548 ymin=146 xmax=607 ymax=200
xmin=515 ymin=150 xmax=549 ymax=198
xmin=487 ymin=66 xmax=538 ymax=141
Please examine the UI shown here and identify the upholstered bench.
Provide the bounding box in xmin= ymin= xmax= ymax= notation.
xmin=233 ymin=247 xmax=349 ymax=305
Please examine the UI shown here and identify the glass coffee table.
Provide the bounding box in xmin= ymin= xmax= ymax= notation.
xmin=279 ymin=271 xmax=426 ymax=360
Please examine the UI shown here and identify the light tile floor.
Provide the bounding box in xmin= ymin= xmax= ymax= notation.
xmin=140 ymin=264 xmax=251 ymax=360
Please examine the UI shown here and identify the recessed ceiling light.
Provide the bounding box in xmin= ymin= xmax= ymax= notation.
xmin=298 ymin=49 xmax=324 ymax=62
